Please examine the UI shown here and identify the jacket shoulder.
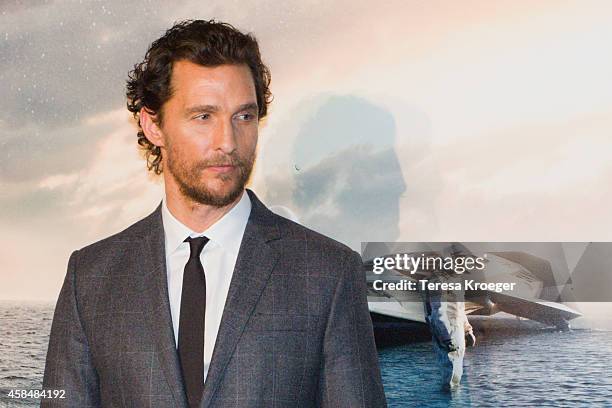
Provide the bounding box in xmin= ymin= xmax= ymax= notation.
xmin=74 ymin=204 xmax=160 ymax=262
xmin=272 ymin=211 xmax=360 ymax=262
xmin=266 ymin=211 xmax=364 ymax=287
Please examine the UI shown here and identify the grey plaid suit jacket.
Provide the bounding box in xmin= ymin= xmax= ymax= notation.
xmin=42 ymin=189 xmax=387 ymax=407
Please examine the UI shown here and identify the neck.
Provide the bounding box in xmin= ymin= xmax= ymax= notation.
xmin=164 ymin=179 xmax=244 ymax=233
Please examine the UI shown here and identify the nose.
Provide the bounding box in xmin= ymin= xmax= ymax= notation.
xmin=212 ymin=117 xmax=237 ymax=154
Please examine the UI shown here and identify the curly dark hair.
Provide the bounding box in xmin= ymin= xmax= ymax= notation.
xmin=126 ymin=19 xmax=272 ymax=175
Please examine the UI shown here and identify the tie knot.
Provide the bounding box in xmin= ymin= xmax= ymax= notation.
xmin=184 ymin=236 xmax=209 ymax=259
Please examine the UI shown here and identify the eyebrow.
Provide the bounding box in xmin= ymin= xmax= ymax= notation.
xmin=184 ymin=102 xmax=259 ymax=116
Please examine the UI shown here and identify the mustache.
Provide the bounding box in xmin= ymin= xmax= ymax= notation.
xmin=197 ymin=154 xmax=247 ymax=168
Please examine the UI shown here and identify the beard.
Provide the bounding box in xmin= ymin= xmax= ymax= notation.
xmin=165 ymin=147 xmax=255 ymax=208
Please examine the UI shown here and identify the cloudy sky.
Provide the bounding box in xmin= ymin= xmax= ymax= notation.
xmin=1 ymin=0 xmax=611 ymax=303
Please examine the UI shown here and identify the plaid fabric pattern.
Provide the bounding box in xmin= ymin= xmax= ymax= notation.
xmin=42 ymin=189 xmax=387 ymax=407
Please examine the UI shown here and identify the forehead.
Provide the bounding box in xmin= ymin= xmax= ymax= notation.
xmin=169 ymin=60 xmax=256 ymax=105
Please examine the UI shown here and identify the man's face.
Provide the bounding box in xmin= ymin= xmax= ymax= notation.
xmin=157 ymin=60 xmax=259 ymax=207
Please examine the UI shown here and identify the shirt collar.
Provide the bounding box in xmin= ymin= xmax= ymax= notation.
xmin=161 ymin=189 xmax=252 ymax=256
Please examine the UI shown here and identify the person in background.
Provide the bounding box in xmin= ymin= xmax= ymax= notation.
xmin=424 ymin=266 xmax=475 ymax=390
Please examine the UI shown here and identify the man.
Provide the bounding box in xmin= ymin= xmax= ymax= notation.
xmin=42 ymin=19 xmax=386 ymax=407
xmin=424 ymin=248 xmax=476 ymax=390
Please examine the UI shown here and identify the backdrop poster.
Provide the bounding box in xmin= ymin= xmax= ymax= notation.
xmin=1 ymin=1 xmax=611 ymax=407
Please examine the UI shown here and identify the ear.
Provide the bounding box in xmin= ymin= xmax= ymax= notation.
xmin=139 ymin=107 xmax=165 ymax=148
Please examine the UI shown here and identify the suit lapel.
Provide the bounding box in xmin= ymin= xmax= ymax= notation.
xmin=137 ymin=190 xmax=281 ymax=408
xmin=200 ymin=189 xmax=281 ymax=407
xmin=141 ymin=203 xmax=190 ymax=408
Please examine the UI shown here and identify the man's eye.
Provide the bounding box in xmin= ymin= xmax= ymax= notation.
xmin=237 ymin=113 xmax=256 ymax=121
xmin=196 ymin=113 xmax=211 ymax=120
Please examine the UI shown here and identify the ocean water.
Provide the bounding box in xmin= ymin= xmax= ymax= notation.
xmin=1 ymin=301 xmax=611 ymax=407
xmin=379 ymin=327 xmax=612 ymax=407
xmin=0 ymin=302 xmax=53 ymax=408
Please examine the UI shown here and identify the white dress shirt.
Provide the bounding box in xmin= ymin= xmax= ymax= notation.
xmin=161 ymin=189 xmax=252 ymax=381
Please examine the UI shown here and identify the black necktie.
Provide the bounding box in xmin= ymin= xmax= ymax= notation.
xmin=178 ymin=236 xmax=209 ymax=408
